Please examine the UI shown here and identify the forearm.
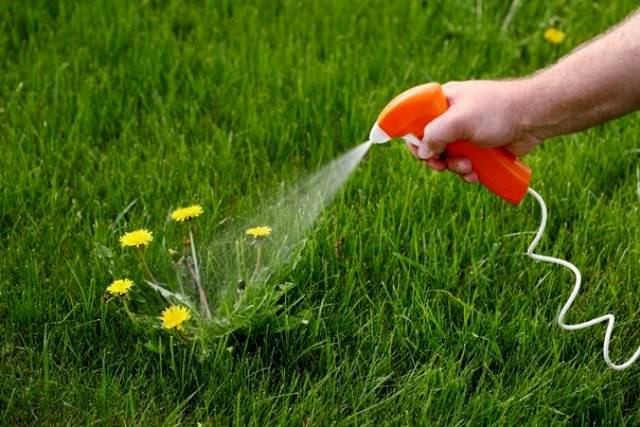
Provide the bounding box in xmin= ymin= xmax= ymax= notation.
xmin=517 ymin=11 xmax=640 ymax=140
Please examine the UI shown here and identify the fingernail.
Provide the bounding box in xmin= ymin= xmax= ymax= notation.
xmin=455 ymin=159 xmax=472 ymax=174
xmin=418 ymin=144 xmax=433 ymax=159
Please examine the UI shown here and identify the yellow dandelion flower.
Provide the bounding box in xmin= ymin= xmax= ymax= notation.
xmin=159 ymin=304 xmax=191 ymax=330
xmin=246 ymin=225 xmax=272 ymax=238
xmin=106 ymin=278 xmax=134 ymax=296
xmin=170 ymin=204 xmax=204 ymax=222
xmin=119 ymin=229 xmax=153 ymax=248
xmin=544 ymin=27 xmax=566 ymax=45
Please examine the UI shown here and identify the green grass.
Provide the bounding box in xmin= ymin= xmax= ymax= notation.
xmin=1 ymin=0 xmax=640 ymax=424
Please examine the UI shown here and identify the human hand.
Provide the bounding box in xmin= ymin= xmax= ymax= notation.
xmin=407 ymin=80 xmax=542 ymax=183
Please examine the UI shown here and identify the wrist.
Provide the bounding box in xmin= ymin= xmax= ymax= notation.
xmin=511 ymin=71 xmax=573 ymax=141
xmin=507 ymin=77 xmax=547 ymax=141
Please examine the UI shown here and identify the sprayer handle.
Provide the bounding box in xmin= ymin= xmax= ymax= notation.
xmin=374 ymin=83 xmax=532 ymax=204
xmin=445 ymin=141 xmax=531 ymax=205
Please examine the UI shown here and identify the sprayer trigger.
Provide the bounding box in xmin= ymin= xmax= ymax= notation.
xmin=402 ymin=133 xmax=433 ymax=159
xmin=402 ymin=133 xmax=421 ymax=147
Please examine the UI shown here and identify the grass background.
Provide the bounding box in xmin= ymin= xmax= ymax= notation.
xmin=1 ymin=0 xmax=640 ymax=425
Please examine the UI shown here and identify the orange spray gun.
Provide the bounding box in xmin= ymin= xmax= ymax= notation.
xmin=367 ymin=82 xmax=640 ymax=370
xmin=368 ymin=82 xmax=532 ymax=204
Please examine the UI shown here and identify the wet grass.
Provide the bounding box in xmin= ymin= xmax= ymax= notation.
xmin=1 ymin=0 xmax=640 ymax=425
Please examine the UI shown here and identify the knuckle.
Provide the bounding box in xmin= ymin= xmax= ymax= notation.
xmin=442 ymin=81 xmax=461 ymax=93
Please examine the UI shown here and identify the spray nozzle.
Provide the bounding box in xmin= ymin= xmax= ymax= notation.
xmin=369 ymin=122 xmax=424 ymax=149
xmin=368 ymin=122 xmax=390 ymax=144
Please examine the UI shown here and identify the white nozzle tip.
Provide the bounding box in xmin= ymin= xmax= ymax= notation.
xmin=369 ymin=122 xmax=390 ymax=144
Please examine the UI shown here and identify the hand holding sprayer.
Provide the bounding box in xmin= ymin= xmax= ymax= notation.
xmin=369 ymin=83 xmax=532 ymax=204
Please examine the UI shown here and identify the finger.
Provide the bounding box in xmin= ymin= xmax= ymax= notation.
xmin=423 ymin=111 xmax=467 ymax=155
xmin=417 ymin=141 xmax=433 ymax=159
xmin=462 ymin=171 xmax=478 ymax=183
xmin=446 ymin=156 xmax=472 ymax=175
xmin=441 ymin=81 xmax=462 ymax=97
xmin=406 ymin=141 xmax=420 ymax=159
xmin=426 ymin=158 xmax=447 ymax=171
xmin=407 ymin=142 xmax=446 ymax=171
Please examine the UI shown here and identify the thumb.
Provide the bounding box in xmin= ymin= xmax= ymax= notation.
xmin=422 ymin=112 xmax=467 ymax=156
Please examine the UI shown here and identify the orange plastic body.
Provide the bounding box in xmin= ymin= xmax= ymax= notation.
xmin=376 ymin=83 xmax=532 ymax=205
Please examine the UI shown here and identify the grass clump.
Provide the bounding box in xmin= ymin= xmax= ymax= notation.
xmin=101 ymin=203 xmax=306 ymax=348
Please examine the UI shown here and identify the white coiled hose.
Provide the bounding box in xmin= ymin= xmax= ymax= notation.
xmin=526 ymin=187 xmax=640 ymax=370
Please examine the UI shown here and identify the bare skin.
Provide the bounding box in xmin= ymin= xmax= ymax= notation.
xmin=411 ymin=11 xmax=640 ymax=183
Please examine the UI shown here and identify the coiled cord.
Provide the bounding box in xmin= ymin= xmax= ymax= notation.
xmin=526 ymin=187 xmax=640 ymax=370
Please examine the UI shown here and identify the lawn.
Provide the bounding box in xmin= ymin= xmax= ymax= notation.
xmin=2 ymin=0 xmax=640 ymax=425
